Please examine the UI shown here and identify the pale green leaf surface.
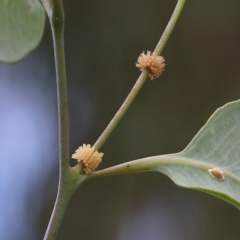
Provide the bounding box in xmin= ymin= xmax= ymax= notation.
xmin=0 ymin=0 xmax=45 ymax=63
xmin=154 ymin=100 xmax=240 ymax=209
xmin=92 ymin=100 xmax=240 ymax=209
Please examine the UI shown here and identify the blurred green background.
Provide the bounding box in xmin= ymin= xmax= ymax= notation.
xmin=1 ymin=0 xmax=240 ymax=239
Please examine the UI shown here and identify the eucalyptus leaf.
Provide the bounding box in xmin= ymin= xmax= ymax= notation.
xmin=93 ymin=100 xmax=240 ymax=209
xmin=0 ymin=0 xmax=45 ymax=63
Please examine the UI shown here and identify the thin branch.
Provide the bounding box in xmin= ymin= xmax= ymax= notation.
xmin=94 ymin=0 xmax=186 ymax=151
xmin=154 ymin=0 xmax=186 ymax=54
xmin=43 ymin=0 xmax=186 ymax=239
xmin=43 ymin=0 xmax=72 ymax=239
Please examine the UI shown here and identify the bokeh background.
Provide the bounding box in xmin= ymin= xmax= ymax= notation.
xmin=1 ymin=0 xmax=240 ymax=239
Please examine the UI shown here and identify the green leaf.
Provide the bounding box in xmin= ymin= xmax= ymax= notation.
xmin=92 ymin=100 xmax=240 ymax=210
xmin=157 ymin=100 xmax=240 ymax=209
xmin=0 ymin=0 xmax=45 ymax=63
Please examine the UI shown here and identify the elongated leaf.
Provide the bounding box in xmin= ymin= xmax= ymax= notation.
xmin=93 ymin=100 xmax=240 ymax=209
xmin=0 ymin=0 xmax=45 ymax=63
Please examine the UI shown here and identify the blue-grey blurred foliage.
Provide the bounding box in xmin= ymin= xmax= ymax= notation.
xmin=1 ymin=0 xmax=240 ymax=239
